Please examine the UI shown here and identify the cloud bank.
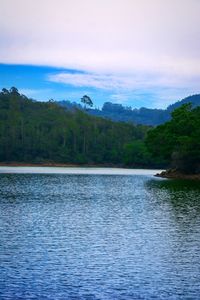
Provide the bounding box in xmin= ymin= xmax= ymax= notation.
xmin=1 ymin=0 xmax=200 ymax=104
xmin=48 ymin=70 xmax=200 ymax=107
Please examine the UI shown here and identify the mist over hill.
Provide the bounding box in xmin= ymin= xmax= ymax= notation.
xmin=59 ymin=94 xmax=200 ymax=126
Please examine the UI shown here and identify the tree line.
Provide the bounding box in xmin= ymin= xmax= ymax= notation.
xmin=1 ymin=87 xmax=198 ymax=173
xmin=0 ymin=88 xmax=152 ymax=166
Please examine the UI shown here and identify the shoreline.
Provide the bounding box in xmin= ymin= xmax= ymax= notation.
xmin=1 ymin=164 xmax=199 ymax=180
xmin=0 ymin=162 xmax=124 ymax=168
xmin=155 ymin=169 xmax=200 ymax=181
xmin=0 ymin=162 xmax=163 ymax=170
xmin=0 ymin=164 xmax=163 ymax=175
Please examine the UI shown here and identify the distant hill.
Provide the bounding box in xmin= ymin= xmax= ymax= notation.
xmin=166 ymin=94 xmax=200 ymax=112
xmin=58 ymin=94 xmax=200 ymax=126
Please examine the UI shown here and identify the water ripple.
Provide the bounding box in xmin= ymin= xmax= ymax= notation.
xmin=0 ymin=173 xmax=200 ymax=299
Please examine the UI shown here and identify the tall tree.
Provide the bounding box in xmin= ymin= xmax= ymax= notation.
xmin=81 ymin=95 xmax=93 ymax=109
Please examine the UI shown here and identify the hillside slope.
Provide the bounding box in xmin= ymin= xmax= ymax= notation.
xmin=59 ymin=94 xmax=200 ymax=126
xmin=0 ymin=87 xmax=149 ymax=165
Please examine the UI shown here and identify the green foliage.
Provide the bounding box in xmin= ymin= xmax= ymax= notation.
xmin=0 ymin=88 xmax=151 ymax=166
xmin=146 ymin=104 xmax=200 ymax=173
xmin=3 ymin=87 xmax=198 ymax=170
xmin=123 ymin=141 xmax=152 ymax=166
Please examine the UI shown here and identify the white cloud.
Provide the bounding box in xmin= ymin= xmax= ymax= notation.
xmin=48 ymin=70 xmax=200 ymax=108
xmin=1 ymin=0 xmax=200 ymax=103
xmin=1 ymin=0 xmax=200 ymax=75
xmin=48 ymin=71 xmax=200 ymax=92
xmin=48 ymin=72 xmax=136 ymax=90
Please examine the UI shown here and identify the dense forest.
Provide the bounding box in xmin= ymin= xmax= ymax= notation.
xmin=146 ymin=104 xmax=200 ymax=174
xmin=1 ymin=87 xmax=199 ymax=173
xmin=0 ymin=87 xmax=152 ymax=166
xmin=59 ymin=94 xmax=200 ymax=126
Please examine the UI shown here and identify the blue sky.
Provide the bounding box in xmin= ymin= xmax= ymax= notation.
xmin=0 ymin=63 xmax=165 ymax=108
xmin=0 ymin=64 xmax=100 ymax=106
xmin=1 ymin=0 xmax=200 ymax=109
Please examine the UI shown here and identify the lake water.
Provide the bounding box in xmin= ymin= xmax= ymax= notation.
xmin=0 ymin=168 xmax=200 ymax=299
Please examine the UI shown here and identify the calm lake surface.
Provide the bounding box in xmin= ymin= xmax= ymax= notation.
xmin=0 ymin=168 xmax=200 ymax=299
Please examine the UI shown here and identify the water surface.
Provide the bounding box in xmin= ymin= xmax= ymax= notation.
xmin=0 ymin=170 xmax=200 ymax=299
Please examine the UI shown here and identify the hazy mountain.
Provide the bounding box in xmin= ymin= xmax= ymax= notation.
xmin=166 ymin=94 xmax=200 ymax=112
xmin=58 ymin=94 xmax=200 ymax=126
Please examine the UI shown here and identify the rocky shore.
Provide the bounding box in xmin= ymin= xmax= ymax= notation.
xmin=155 ymin=169 xmax=200 ymax=181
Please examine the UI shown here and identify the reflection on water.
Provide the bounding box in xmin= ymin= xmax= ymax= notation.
xmin=0 ymin=173 xmax=200 ymax=299
xmin=147 ymin=178 xmax=200 ymax=219
xmin=148 ymin=177 xmax=200 ymax=191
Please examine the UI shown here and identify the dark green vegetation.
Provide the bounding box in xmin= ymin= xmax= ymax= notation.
xmin=81 ymin=95 xmax=93 ymax=108
xmin=146 ymin=104 xmax=200 ymax=174
xmin=1 ymin=87 xmax=199 ymax=172
xmin=0 ymin=87 xmax=152 ymax=166
xmin=59 ymin=94 xmax=200 ymax=126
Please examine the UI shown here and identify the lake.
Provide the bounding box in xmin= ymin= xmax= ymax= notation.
xmin=0 ymin=167 xmax=200 ymax=299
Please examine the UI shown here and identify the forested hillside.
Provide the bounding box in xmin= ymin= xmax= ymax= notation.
xmin=59 ymin=94 xmax=200 ymax=126
xmin=146 ymin=104 xmax=200 ymax=174
xmin=1 ymin=87 xmax=199 ymax=172
xmin=0 ymin=88 xmax=151 ymax=166
xmin=167 ymin=94 xmax=200 ymax=112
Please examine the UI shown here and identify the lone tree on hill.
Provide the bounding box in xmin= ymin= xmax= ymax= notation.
xmin=81 ymin=95 xmax=93 ymax=109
